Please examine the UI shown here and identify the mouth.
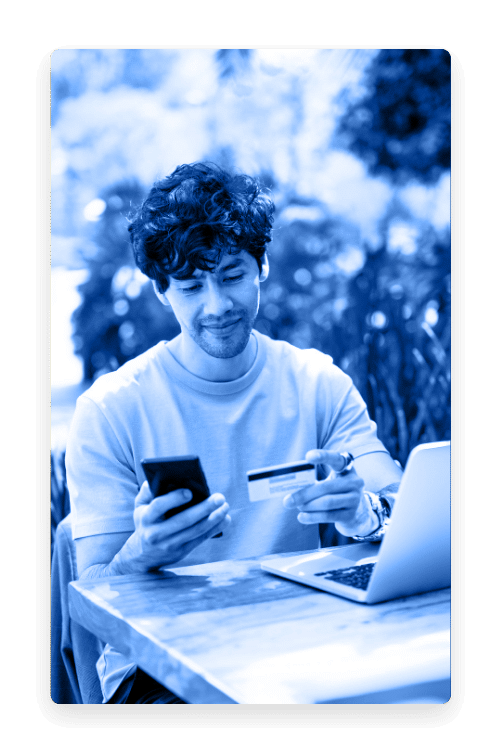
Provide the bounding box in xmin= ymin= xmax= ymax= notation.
xmin=202 ymin=318 xmax=242 ymax=336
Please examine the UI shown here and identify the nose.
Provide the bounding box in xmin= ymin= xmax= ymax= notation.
xmin=203 ymin=280 xmax=233 ymax=317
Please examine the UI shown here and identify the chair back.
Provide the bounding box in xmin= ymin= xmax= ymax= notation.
xmin=51 ymin=514 xmax=104 ymax=704
xmin=51 ymin=450 xmax=70 ymax=558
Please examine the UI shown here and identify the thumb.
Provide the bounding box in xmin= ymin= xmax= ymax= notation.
xmin=305 ymin=449 xmax=351 ymax=473
xmin=135 ymin=480 xmax=154 ymax=508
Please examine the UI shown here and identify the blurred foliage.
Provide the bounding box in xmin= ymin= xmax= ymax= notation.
xmin=256 ymin=205 xmax=450 ymax=467
xmin=335 ymin=49 xmax=450 ymax=185
xmin=68 ymin=49 xmax=450 ymax=472
xmin=71 ymin=182 xmax=179 ymax=382
xmin=216 ymin=49 xmax=252 ymax=81
xmin=51 ymin=49 xmax=176 ymax=124
xmin=72 ymin=183 xmax=450 ymax=468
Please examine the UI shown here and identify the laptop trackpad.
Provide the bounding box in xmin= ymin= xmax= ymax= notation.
xmin=281 ymin=543 xmax=380 ymax=577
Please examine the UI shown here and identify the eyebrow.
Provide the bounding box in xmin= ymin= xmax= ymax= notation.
xmin=218 ymin=257 xmax=244 ymax=273
xmin=173 ymin=257 xmax=245 ymax=283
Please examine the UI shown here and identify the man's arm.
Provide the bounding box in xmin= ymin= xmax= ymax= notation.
xmin=283 ymin=449 xmax=402 ymax=538
xmin=352 ymin=451 xmax=402 ymax=495
xmin=76 ymin=530 xmax=132 ymax=580
xmin=75 ymin=481 xmax=231 ymax=580
xmin=353 ymin=450 xmax=402 ymax=513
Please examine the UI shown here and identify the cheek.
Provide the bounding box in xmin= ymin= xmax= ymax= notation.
xmin=168 ymin=296 xmax=197 ymax=326
xmin=237 ymin=280 xmax=260 ymax=306
xmin=182 ymin=304 xmax=200 ymax=325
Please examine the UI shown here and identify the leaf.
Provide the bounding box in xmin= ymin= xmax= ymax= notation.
xmin=216 ymin=49 xmax=252 ymax=81
xmin=421 ymin=321 xmax=447 ymax=364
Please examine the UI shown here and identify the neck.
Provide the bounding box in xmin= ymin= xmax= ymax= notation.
xmin=167 ymin=332 xmax=258 ymax=382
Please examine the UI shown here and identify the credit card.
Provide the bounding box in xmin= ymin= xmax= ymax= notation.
xmin=247 ymin=461 xmax=316 ymax=502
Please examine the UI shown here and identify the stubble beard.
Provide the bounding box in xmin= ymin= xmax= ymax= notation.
xmin=191 ymin=309 xmax=257 ymax=359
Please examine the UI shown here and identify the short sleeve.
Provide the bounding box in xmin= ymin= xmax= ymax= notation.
xmin=65 ymin=395 xmax=138 ymax=540
xmin=320 ymin=365 xmax=388 ymax=458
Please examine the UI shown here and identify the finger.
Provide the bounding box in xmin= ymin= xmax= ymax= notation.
xmin=151 ymin=493 xmax=227 ymax=535
xmin=205 ymin=502 xmax=231 ymax=527
xmin=141 ymin=488 xmax=193 ymax=524
xmin=146 ymin=502 xmax=231 ymax=547
xmin=135 ymin=480 xmax=154 ymax=508
xmin=175 ymin=504 xmax=231 ymax=545
xmin=297 ymin=508 xmax=357 ymax=525
xmin=305 ymin=449 xmax=353 ymax=473
xmin=283 ymin=475 xmax=363 ymax=508
xmin=168 ymin=513 xmax=232 ymax=559
xmin=298 ymin=491 xmax=360 ymax=513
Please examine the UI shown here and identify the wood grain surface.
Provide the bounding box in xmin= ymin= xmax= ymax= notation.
xmin=68 ymin=552 xmax=450 ymax=704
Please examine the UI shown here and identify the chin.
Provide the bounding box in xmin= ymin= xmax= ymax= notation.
xmin=194 ymin=324 xmax=252 ymax=359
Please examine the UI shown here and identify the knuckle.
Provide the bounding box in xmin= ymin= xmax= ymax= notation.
xmin=291 ymin=491 xmax=305 ymax=506
xmin=151 ymin=496 xmax=167 ymax=513
xmin=143 ymin=526 xmax=156 ymax=545
xmin=134 ymin=506 xmax=145 ymax=525
xmin=135 ymin=487 xmax=146 ymax=507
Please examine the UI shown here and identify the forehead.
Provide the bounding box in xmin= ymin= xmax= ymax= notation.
xmin=173 ymin=251 xmax=254 ymax=281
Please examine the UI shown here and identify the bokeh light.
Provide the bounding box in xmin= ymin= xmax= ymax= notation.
xmin=51 ymin=48 xmax=451 ymax=465
xmin=83 ymin=198 xmax=107 ymax=221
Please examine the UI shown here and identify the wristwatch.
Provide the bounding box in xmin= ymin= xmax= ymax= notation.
xmin=351 ymin=491 xmax=391 ymax=543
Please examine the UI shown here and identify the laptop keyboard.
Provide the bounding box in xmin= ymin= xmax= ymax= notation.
xmin=314 ymin=562 xmax=376 ymax=590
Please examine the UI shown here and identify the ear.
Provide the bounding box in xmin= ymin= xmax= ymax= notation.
xmin=259 ymin=254 xmax=269 ymax=282
xmin=152 ymin=279 xmax=171 ymax=307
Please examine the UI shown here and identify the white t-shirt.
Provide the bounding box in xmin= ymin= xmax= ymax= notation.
xmin=66 ymin=330 xmax=388 ymax=701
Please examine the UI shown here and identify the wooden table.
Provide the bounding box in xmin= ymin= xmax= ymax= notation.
xmin=68 ymin=552 xmax=450 ymax=704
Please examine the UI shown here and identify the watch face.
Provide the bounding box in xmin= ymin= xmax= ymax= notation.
xmin=379 ymin=496 xmax=391 ymax=518
xmin=352 ymin=492 xmax=392 ymax=541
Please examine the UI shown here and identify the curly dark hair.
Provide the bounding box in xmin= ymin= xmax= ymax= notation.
xmin=128 ymin=162 xmax=275 ymax=293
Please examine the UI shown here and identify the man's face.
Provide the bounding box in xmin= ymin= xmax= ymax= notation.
xmin=158 ymin=251 xmax=268 ymax=359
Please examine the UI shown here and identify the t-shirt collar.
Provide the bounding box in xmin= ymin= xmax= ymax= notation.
xmin=157 ymin=329 xmax=267 ymax=395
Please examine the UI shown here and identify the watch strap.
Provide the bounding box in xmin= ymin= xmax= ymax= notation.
xmin=351 ymin=491 xmax=390 ymax=543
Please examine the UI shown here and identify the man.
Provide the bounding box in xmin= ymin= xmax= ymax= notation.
xmin=66 ymin=162 xmax=402 ymax=703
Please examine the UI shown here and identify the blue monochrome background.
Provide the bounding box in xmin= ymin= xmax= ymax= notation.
xmin=51 ymin=49 xmax=451 ymax=530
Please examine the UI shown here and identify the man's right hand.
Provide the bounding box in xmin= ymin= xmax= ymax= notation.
xmin=119 ymin=481 xmax=231 ymax=573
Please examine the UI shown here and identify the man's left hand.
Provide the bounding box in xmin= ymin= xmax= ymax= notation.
xmin=283 ymin=449 xmax=379 ymax=538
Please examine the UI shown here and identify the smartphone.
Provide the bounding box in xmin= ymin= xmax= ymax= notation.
xmin=141 ymin=455 xmax=212 ymax=520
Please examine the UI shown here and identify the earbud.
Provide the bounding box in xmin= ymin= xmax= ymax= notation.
xmin=260 ymin=257 xmax=270 ymax=282
xmin=152 ymin=280 xmax=170 ymax=307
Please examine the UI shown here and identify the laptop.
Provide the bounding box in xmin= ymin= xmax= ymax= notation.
xmin=261 ymin=441 xmax=451 ymax=604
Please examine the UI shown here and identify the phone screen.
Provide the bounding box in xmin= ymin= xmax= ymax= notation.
xmin=141 ymin=455 xmax=211 ymax=519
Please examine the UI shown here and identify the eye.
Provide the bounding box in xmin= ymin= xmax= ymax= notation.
xmin=180 ymin=283 xmax=202 ymax=293
xmin=225 ymin=274 xmax=243 ymax=283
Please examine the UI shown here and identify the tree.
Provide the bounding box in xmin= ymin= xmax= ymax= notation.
xmin=335 ymin=49 xmax=451 ymax=185
xmin=72 ymin=181 xmax=179 ymax=382
xmin=215 ymin=49 xmax=252 ymax=81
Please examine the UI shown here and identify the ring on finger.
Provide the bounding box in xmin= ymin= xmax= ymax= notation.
xmin=338 ymin=452 xmax=354 ymax=476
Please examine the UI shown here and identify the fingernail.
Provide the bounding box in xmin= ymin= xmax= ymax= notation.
xmin=183 ymin=489 xmax=192 ymax=500
xmin=212 ymin=494 xmax=224 ymax=507
xmin=283 ymin=494 xmax=294 ymax=509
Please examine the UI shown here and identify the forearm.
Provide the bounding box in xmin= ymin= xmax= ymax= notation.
xmin=79 ymin=562 xmax=121 ymax=581
xmin=78 ymin=532 xmax=154 ymax=581
xmin=334 ymin=481 xmax=401 ymax=539
xmin=344 ymin=481 xmax=402 ymax=539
